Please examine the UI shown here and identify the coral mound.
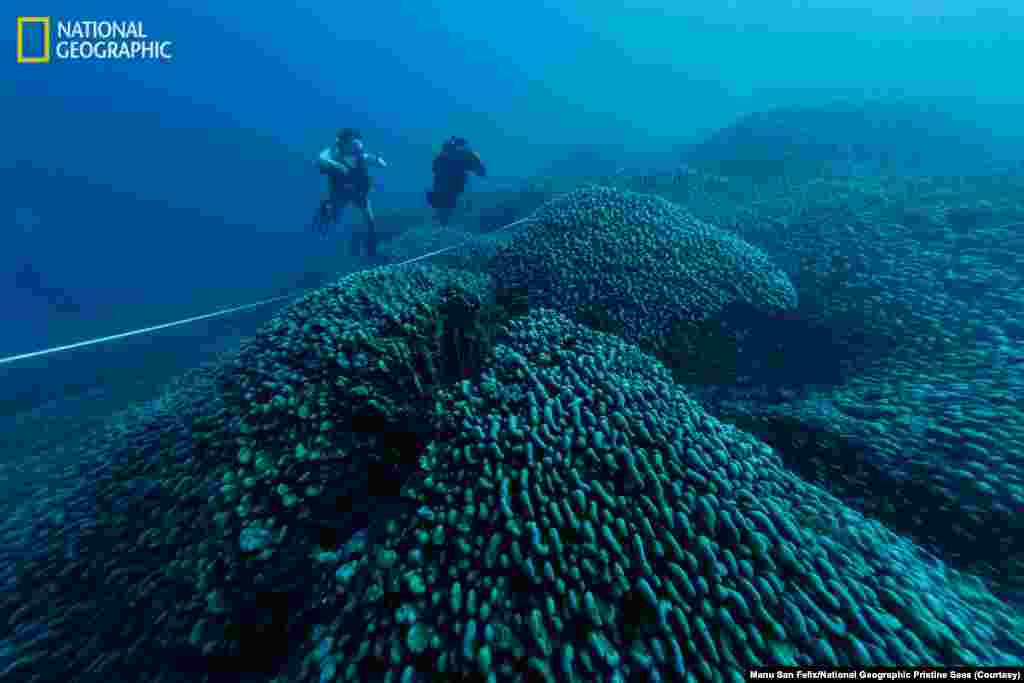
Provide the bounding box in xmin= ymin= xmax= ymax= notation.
xmin=489 ymin=186 xmax=797 ymax=347
xmin=298 ymin=309 xmax=1023 ymax=683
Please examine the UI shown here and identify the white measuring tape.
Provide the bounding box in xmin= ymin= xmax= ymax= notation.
xmin=0 ymin=216 xmax=539 ymax=366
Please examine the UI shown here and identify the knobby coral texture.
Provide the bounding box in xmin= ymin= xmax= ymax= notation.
xmin=294 ymin=309 xmax=1024 ymax=683
xmin=489 ymin=186 xmax=798 ymax=348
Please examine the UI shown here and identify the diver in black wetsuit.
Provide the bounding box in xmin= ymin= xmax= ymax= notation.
xmin=426 ymin=137 xmax=486 ymax=226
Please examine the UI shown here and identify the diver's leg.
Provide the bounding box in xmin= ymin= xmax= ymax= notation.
xmin=335 ymin=193 xmax=363 ymax=257
xmin=318 ymin=203 xmax=330 ymax=236
xmin=437 ymin=196 xmax=455 ymax=226
xmin=326 ymin=177 xmax=341 ymax=224
xmin=330 ymin=192 xmax=351 ymax=224
xmin=360 ymin=197 xmax=377 ymax=259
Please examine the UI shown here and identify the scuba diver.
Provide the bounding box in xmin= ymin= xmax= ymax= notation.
xmin=427 ymin=136 xmax=486 ymax=226
xmin=313 ymin=128 xmax=388 ymax=258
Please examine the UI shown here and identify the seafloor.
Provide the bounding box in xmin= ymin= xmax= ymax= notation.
xmin=1 ymin=168 xmax=1022 ymax=682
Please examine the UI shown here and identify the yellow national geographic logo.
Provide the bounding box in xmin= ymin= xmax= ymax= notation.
xmin=17 ymin=16 xmax=50 ymax=63
xmin=16 ymin=18 xmax=173 ymax=62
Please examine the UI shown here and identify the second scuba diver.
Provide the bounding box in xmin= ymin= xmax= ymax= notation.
xmin=427 ymin=137 xmax=486 ymax=226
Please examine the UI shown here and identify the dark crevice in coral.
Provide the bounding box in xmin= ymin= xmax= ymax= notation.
xmin=214 ymin=591 xmax=293 ymax=674
xmin=643 ymin=301 xmax=852 ymax=389
xmin=433 ymin=283 xmax=527 ymax=387
xmin=619 ymin=585 xmax=659 ymax=645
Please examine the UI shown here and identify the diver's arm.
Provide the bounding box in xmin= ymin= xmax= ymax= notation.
xmin=316 ymin=148 xmax=350 ymax=173
xmin=470 ymin=152 xmax=487 ymax=177
xmin=366 ymin=152 xmax=388 ymax=169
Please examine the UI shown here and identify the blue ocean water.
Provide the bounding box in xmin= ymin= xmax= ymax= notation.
xmin=2 ymin=2 xmax=1023 ymax=681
